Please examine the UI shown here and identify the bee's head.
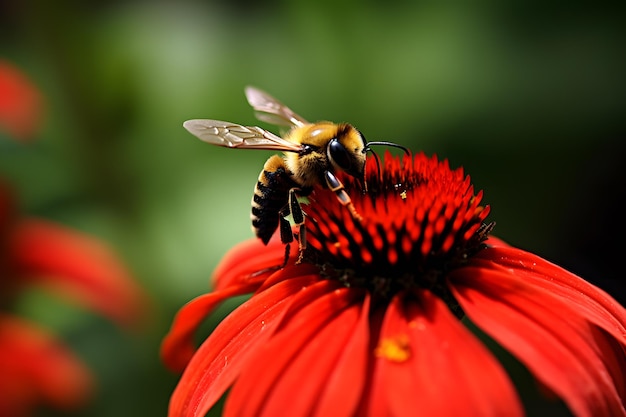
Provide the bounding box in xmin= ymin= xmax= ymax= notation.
xmin=326 ymin=124 xmax=367 ymax=179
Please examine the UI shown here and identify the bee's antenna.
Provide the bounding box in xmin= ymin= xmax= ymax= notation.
xmin=365 ymin=141 xmax=411 ymax=156
xmin=363 ymin=141 xmax=411 ymax=185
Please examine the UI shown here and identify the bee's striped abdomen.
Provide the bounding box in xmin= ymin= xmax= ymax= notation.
xmin=251 ymin=155 xmax=299 ymax=244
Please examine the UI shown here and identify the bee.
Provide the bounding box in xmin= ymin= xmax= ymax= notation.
xmin=183 ymin=87 xmax=407 ymax=262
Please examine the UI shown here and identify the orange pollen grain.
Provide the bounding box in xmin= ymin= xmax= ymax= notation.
xmin=375 ymin=335 xmax=411 ymax=362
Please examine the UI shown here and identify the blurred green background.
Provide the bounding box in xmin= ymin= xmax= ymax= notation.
xmin=1 ymin=1 xmax=624 ymax=416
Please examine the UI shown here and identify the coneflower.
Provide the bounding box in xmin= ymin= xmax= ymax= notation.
xmin=163 ymin=152 xmax=626 ymax=417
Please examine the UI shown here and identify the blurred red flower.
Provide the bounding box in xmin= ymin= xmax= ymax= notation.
xmin=0 ymin=60 xmax=43 ymax=141
xmin=0 ymin=179 xmax=149 ymax=417
xmin=162 ymin=153 xmax=626 ymax=417
xmin=0 ymin=314 xmax=92 ymax=417
xmin=0 ymin=62 xmax=149 ymax=416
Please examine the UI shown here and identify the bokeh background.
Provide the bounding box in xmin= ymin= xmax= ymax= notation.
xmin=1 ymin=1 xmax=624 ymax=416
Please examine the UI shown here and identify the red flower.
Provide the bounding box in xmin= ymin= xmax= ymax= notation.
xmin=0 ymin=60 xmax=43 ymax=141
xmin=0 ymin=179 xmax=149 ymax=416
xmin=0 ymin=60 xmax=149 ymax=416
xmin=162 ymin=152 xmax=626 ymax=417
xmin=0 ymin=315 xmax=92 ymax=417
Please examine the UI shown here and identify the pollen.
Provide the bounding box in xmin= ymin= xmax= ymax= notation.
xmin=375 ymin=335 xmax=411 ymax=363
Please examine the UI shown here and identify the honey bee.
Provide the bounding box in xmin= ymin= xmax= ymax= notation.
xmin=183 ymin=87 xmax=407 ymax=262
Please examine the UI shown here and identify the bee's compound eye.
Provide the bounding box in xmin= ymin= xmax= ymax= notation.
xmin=328 ymin=138 xmax=352 ymax=172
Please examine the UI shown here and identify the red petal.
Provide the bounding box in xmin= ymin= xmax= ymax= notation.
xmin=476 ymin=244 xmax=626 ymax=342
xmin=224 ymin=285 xmax=364 ymax=417
xmin=450 ymin=263 xmax=626 ymax=417
xmin=161 ymin=281 xmax=259 ymax=372
xmin=10 ymin=219 xmax=148 ymax=327
xmin=312 ymin=295 xmax=371 ymax=417
xmin=0 ymin=61 xmax=43 ymax=141
xmin=212 ymin=236 xmax=296 ymax=291
xmin=588 ymin=325 xmax=626 ymax=400
xmin=163 ymin=239 xmax=318 ymax=372
xmin=0 ymin=315 xmax=92 ymax=416
xmin=363 ymin=290 xmax=522 ymax=417
xmin=169 ymin=274 xmax=325 ymax=417
xmin=473 ymin=243 xmax=626 ymax=404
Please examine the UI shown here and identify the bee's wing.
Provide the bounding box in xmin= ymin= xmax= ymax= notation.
xmin=245 ymin=86 xmax=309 ymax=128
xmin=183 ymin=119 xmax=303 ymax=152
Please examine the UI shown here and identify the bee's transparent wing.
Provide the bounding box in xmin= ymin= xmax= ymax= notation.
xmin=183 ymin=119 xmax=303 ymax=152
xmin=245 ymin=86 xmax=309 ymax=128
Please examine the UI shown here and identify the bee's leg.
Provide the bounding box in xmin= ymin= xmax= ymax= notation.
xmin=288 ymin=188 xmax=307 ymax=263
xmin=278 ymin=210 xmax=294 ymax=244
xmin=288 ymin=188 xmax=305 ymax=226
xmin=277 ymin=211 xmax=294 ymax=268
xmin=324 ymin=171 xmax=362 ymax=222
